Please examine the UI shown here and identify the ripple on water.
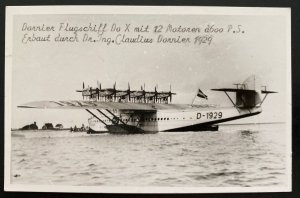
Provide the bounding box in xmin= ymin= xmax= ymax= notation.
xmin=224 ymin=179 xmax=251 ymax=187
xmin=157 ymin=177 xmax=182 ymax=182
xmin=69 ymin=172 xmax=91 ymax=176
xmin=16 ymin=153 xmax=27 ymax=157
xmin=41 ymin=151 xmax=49 ymax=156
xmin=189 ymin=171 xmax=245 ymax=181
xmin=52 ymin=169 xmax=63 ymax=174
xmin=269 ymin=172 xmax=284 ymax=175
xmin=18 ymin=159 xmax=26 ymax=163
xmin=246 ymin=176 xmax=277 ymax=182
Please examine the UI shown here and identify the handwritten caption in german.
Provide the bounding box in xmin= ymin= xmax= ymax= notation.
xmin=21 ymin=22 xmax=245 ymax=46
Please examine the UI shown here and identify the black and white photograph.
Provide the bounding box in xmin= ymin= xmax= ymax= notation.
xmin=5 ymin=6 xmax=291 ymax=193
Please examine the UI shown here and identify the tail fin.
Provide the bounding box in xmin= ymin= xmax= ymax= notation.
xmin=236 ymin=75 xmax=262 ymax=108
xmin=212 ymin=75 xmax=276 ymax=108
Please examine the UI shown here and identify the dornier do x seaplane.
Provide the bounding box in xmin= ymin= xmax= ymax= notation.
xmin=18 ymin=75 xmax=276 ymax=134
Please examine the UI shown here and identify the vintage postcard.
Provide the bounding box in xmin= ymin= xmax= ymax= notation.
xmin=5 ymin=6 xmax=291 ymax=193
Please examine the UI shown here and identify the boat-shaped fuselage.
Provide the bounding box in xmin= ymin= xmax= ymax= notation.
xmin=88 ymin=104 xmax=262 ymax=133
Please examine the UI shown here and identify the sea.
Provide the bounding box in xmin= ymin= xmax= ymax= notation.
xmin=10 ymin=123 xmax=289 ymax=188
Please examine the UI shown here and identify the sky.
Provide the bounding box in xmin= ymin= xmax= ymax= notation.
xmin=9 ymin=12 xmax=290 ymax=129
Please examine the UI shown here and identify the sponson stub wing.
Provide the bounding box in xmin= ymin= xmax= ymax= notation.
xmin=18 ymin=100 xmax=202 ymax=111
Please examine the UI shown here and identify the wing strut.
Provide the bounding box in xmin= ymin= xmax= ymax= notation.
xmin=85 ymin=109 xmax=107 ymax=126
xmin=259 ymin=86 xmax=277 ymax=106
xmin=259 ymin=93 xmax=268 ymax=106
xmin=224 ymin=91 xmax=240 ymax=113
xmin=96 ymin=109 xmax=144 ymax=133
xmin=105 ymin=109 xmax=128 ymax=126
xmin=96 ymin=109 xmax=119 ymax=125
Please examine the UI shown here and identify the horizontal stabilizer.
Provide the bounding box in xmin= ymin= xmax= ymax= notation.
xmin=261 ymin=90 xmax=277 ymax=94
xmin=211 ymin=88 xmax=256 ymax=93
xmin=212 ymin=88 xmax=277 ymax=94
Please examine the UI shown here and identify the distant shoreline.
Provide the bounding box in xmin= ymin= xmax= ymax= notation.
xmin=11 ymin=122 xmax=285 ymax=131
xmin=11 ymin=128 xmax=71 ymax=132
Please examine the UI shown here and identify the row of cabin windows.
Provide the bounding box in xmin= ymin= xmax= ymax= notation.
xmin=94 ymin=117 xmax=189 ymax=123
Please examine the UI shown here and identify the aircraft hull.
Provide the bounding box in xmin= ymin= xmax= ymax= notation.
xmin=88 ymin=106 xmax=262 ymax=133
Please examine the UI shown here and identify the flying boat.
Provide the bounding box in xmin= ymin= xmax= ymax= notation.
xmin=18 ymin=75 xmax=276 ymax=134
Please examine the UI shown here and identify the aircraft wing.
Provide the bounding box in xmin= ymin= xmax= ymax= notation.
xmin=18 ymin=100 xmax=193 ymax=111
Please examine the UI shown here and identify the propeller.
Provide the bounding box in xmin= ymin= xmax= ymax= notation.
xmin=96 ymin=87 xmax=100 ymax=100
xmin=82 ymin=82 xmax=85 ymax=100
xmin=139 ymin=84 xmax=146 ymax=103
xmin=127 ymin=83 xmax=131 ymax=101
xmin=154 ymin=85 xmax=158 ymax=103
xmin=76 ymin=81 xmax=85 ymax=92
xmin=89 ymin=86 xmax=93 ymax=99
xmin=169 ymin=84 xmax=176 ymax=102
xmin=77 ymin=81 xmax=86 ymax=100
xmin=143 ymin=83 xmax=146 ymax=102
xmin=97 ymin=81 xmax=102 ymax=100
xmin=113 ymin=82 xmax=117 ymax=101
xmin=169 ymin=84 xmax=172 ymax=102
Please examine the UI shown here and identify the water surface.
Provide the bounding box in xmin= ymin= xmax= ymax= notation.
xmin=11 ymin=123 xmax=288 ymax=187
